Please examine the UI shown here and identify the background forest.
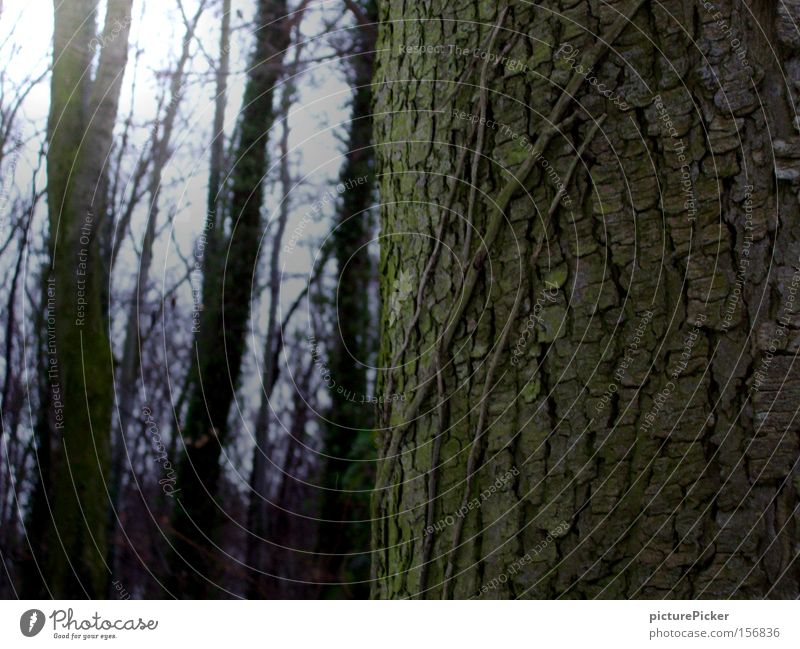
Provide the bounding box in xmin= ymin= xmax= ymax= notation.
xmin=0 ymin=0 xmax=379 ymax=599
xmin=1 ymin=0 xmax=799 ymax=601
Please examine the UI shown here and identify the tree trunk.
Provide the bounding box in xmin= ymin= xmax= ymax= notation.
xmin=32 ymin=0 xmax=132 ymax=598
xmin=372 ymin=0 xmax=800 ymax=599
xmin=170 ymin=0 xmax=290 ymax=597
xmin=245 ymin=78 xmax=294 ymax=596
xmin=109 ymin=2 xmax=206 ymax=584
xmin=317 ymin=0 xmax=378 ymax=598
xmin=205 ymin=0 xmax=231 ymax=243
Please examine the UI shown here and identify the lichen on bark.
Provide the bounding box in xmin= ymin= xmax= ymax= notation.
xmin=372 ymin=0 xmax=800 ymax=599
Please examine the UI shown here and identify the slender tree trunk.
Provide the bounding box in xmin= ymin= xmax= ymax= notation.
xmin=245 ymin=78 xmax=294 ymax=597
xmin=317 ymin=0 xmax=378 ymax=598
xmin=170 ymin=0 xmax=290 ymax=597
xmin=109 ymin=2 xmax=205 ymax=583
xmin=0 ymin=193 xmax=35 ymax=582
xmin=31 ymin=0 xmax=132 ymax=598
xmin=372 ymin=0 xmax=799 ymax=599
xmin=244 ymin=9 xmax=312 ymax=596
xmin=206 ymin=0 xmax=231 ymax=236
xmin=273 ymin=360 xmax=314 ymax=598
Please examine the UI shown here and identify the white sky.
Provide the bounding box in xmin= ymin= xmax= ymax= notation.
xmin=0 ymin=0 xmax=364 ymax=472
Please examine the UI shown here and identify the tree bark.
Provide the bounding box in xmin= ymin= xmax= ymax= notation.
xmin=206 ymin=0 xmax=231 ymax=237
xmin=245 ymin=77 xmax=294 ymax=596
xmin=317 ymin=0 xmax=378 ymax=598
xmin=32 ymin=0 xmax=132 ymax=598
xmin=170 ymin=0 xmax=290 ymax=597
xmin=372 ymin=0 xmax=800 ymax=599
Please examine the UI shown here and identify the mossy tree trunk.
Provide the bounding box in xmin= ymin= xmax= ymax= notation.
xmin=245 ymin=72 xmax=294 ymax=597
xmin=29 ymin=0 xmax=133 ymax=598
xmin=372 ymin=0 xmax=800 ymax=599
xmin=170 ymin=0 xmax=290 ymax=598
xmin=317 ymin=0 xmax=378 ymax=599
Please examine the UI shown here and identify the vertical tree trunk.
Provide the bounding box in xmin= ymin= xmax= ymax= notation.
xmin=109 ymin=2 xmax=206 ymax=581
xmin=205 ymin=0 xmax=231 ymax=242
xmin=33 ymin=0 xmax=132 ymax=598
xmin=317 ymin=0 xmax=378 ymax=598
xmin=372 ymin=0 xmax=799 ymax=599
xmin=170 ymin=0 xmax=290 ymax=597
xmin=245 ymin=78 xmax=294 ymax=596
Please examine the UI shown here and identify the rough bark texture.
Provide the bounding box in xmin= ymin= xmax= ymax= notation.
xmin=372 ymin=0 xmax=800 ymax=599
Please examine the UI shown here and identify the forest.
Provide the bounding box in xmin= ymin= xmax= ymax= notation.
xmin=0 ymin=0 xmax=798 ymax=600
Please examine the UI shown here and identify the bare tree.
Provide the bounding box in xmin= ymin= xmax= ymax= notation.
xmin=109 ymin=0 xmax=208 ymax=579
xmin=169 ymin=0 xmax=291 ymax=597
xmin=24 ymin=0 xmax=133 ymax=598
